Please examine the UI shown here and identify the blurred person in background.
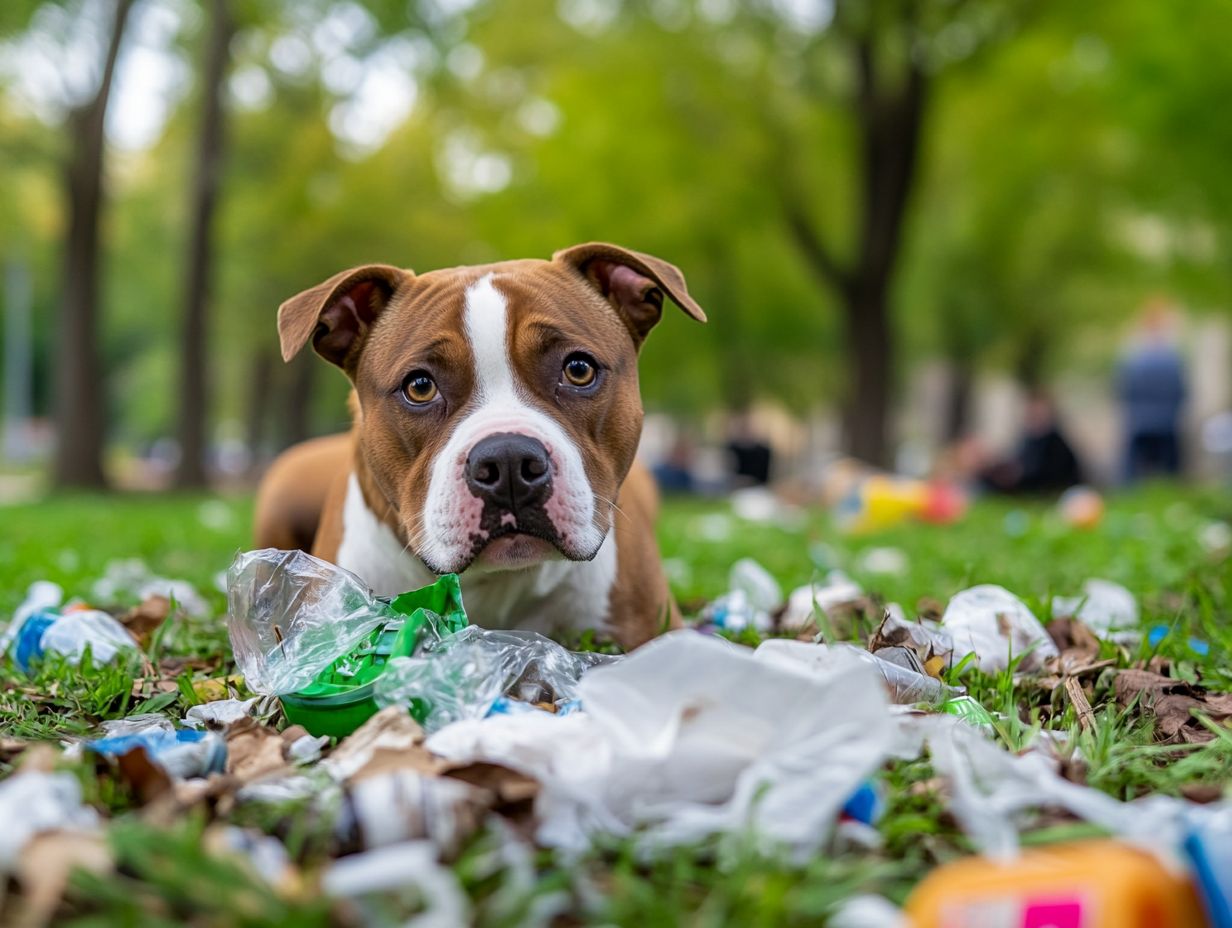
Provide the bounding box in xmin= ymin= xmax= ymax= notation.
xmin=953 ymin=390 xmax=1084 ymax=495
xmin=1118 ymin=299 xmax=1187 ymax=482
xmin=653 ymin=433 xmax=698 ymax=495
xmin=725 ymin=409 xmax=773 ymax=487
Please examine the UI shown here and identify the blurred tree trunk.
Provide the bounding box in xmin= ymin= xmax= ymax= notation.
xmin=1014 ymin=327 xmax=1049 ymax=391
xmin=785 ymin=30 xmax=927 ymax=468
xmin=945 ymin=359 xmax=974 ymax=443
xmin=52 ymin=0 xmax=134 ymax=489
xmin=175 ymin=0 xmax=233 ymax=488
xmin=281 ymin=351 xmax=316 ymax=448
xmin=244 ymin=347 xmax=274 ymax=475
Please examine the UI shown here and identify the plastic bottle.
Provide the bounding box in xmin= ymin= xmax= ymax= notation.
xmin=906 ymin=840 xmax=1206 ymax=928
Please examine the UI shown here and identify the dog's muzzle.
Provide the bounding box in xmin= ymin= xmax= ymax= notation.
xmin=463 ymin=432 xmax=562 ymax=552
xmin=465 ymin=432 xmax=552 ymax=512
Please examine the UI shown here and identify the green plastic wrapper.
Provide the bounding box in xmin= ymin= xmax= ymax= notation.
xmin=279 ymin=573 xmax=468 ymax=737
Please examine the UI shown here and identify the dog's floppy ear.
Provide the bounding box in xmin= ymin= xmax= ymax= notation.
xmin=553 ymin=242 xmax=707 ymax=345
xmin=277 ymin=264 xmax=410 ymax=370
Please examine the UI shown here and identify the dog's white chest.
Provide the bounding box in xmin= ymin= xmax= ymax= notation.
xmin=334 ymin=474 xmax=616 ymax=638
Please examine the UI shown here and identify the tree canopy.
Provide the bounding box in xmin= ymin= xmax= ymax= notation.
xmin=0 ymin=0 xmax=1227 ymax=471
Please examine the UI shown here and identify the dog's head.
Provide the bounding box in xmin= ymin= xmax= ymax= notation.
xmin=277 ymin=243 xmax=706 ymax=574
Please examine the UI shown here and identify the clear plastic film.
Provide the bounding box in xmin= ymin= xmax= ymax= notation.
xmin=871 ymin=605 xmax=954 ymax=668
xmin=226 ymin=548 xmax=398 ymax=696
xmin=844 ymin=644 xmax=958 ymax=704
xmin=758 ymin=639 xmax=958 ymax=705
xmin=374 ymin=626 xmax=617 ymax=732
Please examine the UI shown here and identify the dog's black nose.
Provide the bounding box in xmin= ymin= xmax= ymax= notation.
xmin=465 ymin=433 xmax=552 ymax=511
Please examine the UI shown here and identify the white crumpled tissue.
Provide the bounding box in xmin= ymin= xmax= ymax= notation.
xmin=427 ymin=630 xmax=894 ymax=858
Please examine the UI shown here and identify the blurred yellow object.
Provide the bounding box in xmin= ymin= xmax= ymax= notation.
xmin=192 ymin=675 xmax=245 ymax=702
xmin=849 ymin=476 xmax=928 ymax=533
xmin=837 ymin=475 xmax=966 ymax=534
xmin=905 ymin=840 xmax=1205 ymax=928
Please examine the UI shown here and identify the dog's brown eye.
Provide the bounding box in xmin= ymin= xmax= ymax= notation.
xmin=562 ymin=354 xmax=597 ymax=387
xmin=403 ymin=372 xmax=438 ymax=404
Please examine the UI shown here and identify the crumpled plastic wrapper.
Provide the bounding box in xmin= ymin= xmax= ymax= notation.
xmin=337 ymin=770 xmax=487 ymax=857
xmin=183 ymin=697 xmax=260 ymax=729
xmin=758 ymin=639 xmax=957 ymax=705
xmin=203 ymin=825 xmax=296 ymax=892
xmin=1052 ymin=578 xmax=1140 ymax=645
xmin=872 ymin=605 xmax=954 ymax=669
xmin=374 ymin=627 xmax=616 ymax=732
xmin=93 ymin=558 xmax=210 ymax=618
xmin=941 ymin=584 xmax=1058 ymax=673
xmin=427 ymin=631 xmax=894 ymax=859
xmin=322 ymin=840 xmax=471 ymax=928
xmin=226 ymin=549 xmax=398 ymax=696
xmin=39 ymin=610 xmax=137 ymax=666
xmin=0 ymin=771 xmax=100 ymax=873
xmin=700 ymin=559 xmax=784 ymax=633
xmin=2 ymin=605 xmax=138 ymax=672
xmin=892 ymin=712 xmax=1228 ymax=865
xmin=780 ymin=572 xmax=864 ymax=633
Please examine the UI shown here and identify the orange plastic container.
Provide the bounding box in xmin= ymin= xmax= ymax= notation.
xmin=905 ymin=840 xmax=1206 ymax=928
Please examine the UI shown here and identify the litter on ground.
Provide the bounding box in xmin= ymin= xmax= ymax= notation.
xmin=2 ymin=528 xmax=1230 ymax=926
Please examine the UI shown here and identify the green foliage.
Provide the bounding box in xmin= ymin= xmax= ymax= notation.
xmin=0 ymin=650 xmax=139 ymax=744
xmin=4 ymin=0 xmax=1228 ymax=443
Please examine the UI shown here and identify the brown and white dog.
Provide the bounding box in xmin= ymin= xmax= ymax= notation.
xmin=253 ymin=243 xmax=706 ymax=650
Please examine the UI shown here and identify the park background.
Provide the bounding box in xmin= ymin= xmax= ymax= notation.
xmin=4 ymin=4 xmax=1232 ymax=924
xmin=1 ymin=0 xmax=1230 ymax=497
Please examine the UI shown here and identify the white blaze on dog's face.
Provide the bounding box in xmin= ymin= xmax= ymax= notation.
xmin=276 ymin=243 xmax=705 ymax=575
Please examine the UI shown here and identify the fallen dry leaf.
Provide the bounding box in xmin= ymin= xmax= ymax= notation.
xmin=1115 ymin=669 xmax=1232 ymax=744
xmin=171 ymin=772 xmax=235 ymax=807
xmin=115 ymin=746 xmax=173 ymax=804
xmin=10 ymin=831 xmax=112 ymax=928
xmin=191 ymin=675 xmax=245 ymax=703
xmin=119 ymin=595 xmax=172 ymax=645
xmin=869 ymin=611 xmax=953 ymax=679
xmin=1180 ymin=783 xmax=1226 ymax=804
xmin=1145 ymin=655 xmax=1174 ymax=676
xmin=226 ymin=718 xmax=292 ymax=783
xmin=1064 ymin=677 xmax=1096 ymax=732
xmin=443 ymin=761 xmax=540 ymax=808
xmin=1046 ymin=617 xmax=1102 ymax=660
xmin=327 ymin=706 xmax=428 ymax=781
xmin=349 ymin=745 xmax=446 ymax=782
xmin=16 ymin=744 xmax=60 ymax=774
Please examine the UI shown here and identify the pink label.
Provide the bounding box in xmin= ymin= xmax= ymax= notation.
xmin=1023 ymin=896 xmax=1087 ymax=928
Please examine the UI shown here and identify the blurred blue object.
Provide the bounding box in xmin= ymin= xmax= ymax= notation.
xmin=12 ymin=610 xmax=58 ymax=672
xmin=841 ymin=781 xmax=883 ymax=826
xmin=1147 ymin=625 xmax=1210 ymax=656
xmin=88 ymin=728 xmax=226 ymax=779
xmin=1185 ymin=816 xmax=1232 ymax=928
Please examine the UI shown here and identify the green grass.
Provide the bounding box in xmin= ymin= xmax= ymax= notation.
xmin=1 ymin=484 xmax=1230 ymax=925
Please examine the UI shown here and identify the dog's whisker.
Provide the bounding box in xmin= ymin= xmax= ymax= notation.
xmin=594 ymin=493 xmax=627 ymax=521
xmin=400 ymin=522 xmax=432 ymax=558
